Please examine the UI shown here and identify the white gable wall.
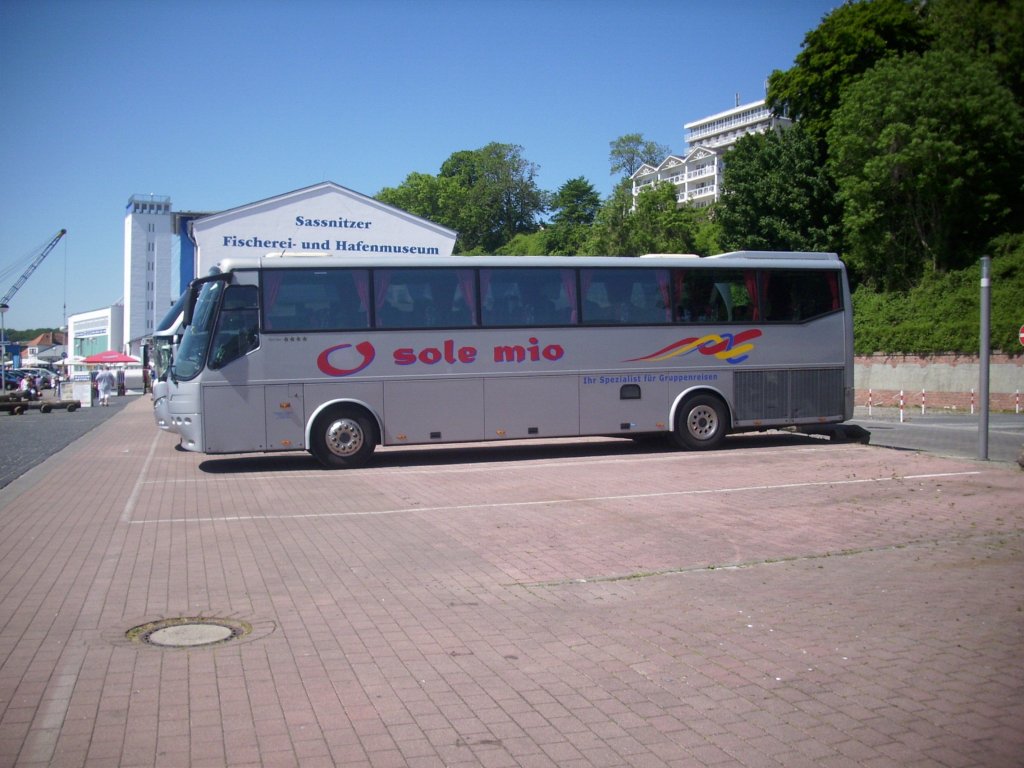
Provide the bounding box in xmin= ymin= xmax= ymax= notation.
xmin=192 ymin=182 xmax=457 ymax=276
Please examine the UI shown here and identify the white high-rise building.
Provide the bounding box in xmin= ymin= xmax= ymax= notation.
xmin=631 ymin=98 xmax=792 ymax=208
xmin=123 ymin=194 xmax=174 ymax=357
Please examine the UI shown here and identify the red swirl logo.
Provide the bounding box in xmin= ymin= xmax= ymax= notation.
xmin=317 ymin=341 xmax=376 ymax=376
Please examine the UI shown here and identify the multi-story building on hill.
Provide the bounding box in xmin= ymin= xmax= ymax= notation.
xmin=631 ymin=98 xmax=791 ymax=208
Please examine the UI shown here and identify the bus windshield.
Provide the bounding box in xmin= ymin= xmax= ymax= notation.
xmin=151 ymin=336 xmax=174 ymax=381
xmin=173 ymin=279 xmax=226 ymax=380
xmin=151 ymin=292 xmax=188 ymax=382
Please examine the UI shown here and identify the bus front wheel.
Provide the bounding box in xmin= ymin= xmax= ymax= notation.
xmin=311 ymin=407 xmax=376 ymax=469
xmin=674 ymin=394 xmax=728 ymax=450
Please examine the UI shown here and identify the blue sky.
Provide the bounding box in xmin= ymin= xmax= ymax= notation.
xmin=0 ymin=0 xmax=838 ymax=330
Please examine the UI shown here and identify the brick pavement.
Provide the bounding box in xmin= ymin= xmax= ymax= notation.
xmin=0 ymin=391 xmax=137 ymax=490
xmin=0 ymin=397 xmax=1022 ymax=767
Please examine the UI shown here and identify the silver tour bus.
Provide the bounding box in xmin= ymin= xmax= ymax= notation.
xmin=162 ymin=251 xmax=854 ymax=468
xmin=150 ymin=291 xmax=187 ymax=431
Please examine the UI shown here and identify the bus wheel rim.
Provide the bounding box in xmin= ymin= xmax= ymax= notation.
xmin=687 ymin=405 xmax=718 ymax=440
xmin=325 ymin=418 xmax=364 ymax=457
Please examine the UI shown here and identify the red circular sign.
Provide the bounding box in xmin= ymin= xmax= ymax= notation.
xmin=1019 ymin=325 xmax=1024 ymax=346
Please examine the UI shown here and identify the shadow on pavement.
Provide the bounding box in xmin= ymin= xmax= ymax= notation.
xmin=197 ymin=430 xmax=839 ymax=475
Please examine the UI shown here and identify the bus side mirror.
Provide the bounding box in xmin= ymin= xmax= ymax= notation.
xmin=183 ymin=288 xmax=196 ymax=326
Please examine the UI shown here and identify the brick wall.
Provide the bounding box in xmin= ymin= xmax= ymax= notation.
xmin=855 ymin=354 xmax=1024 ymax=412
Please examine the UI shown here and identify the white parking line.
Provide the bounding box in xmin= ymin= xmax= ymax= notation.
xmin=126 ymin=470 xmax=982 ymax=525
xmin=122 ymin=431 xmax=163 ymax=523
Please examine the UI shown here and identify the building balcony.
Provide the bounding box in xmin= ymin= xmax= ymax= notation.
xmin=686 ymin=166 xmax=716 ymax=180
xmin=633 ymin=175 xmax=687 ymax=195
xmin=686 ymin=107 xmax=772 ymax=144
xmin=686 ymin=185 xmax=717 ymax=200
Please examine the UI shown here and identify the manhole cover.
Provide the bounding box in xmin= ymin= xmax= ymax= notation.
xmin=126 ymin=617 xmax=251 ymax=648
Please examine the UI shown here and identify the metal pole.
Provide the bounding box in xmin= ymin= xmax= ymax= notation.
xmin=0 ymin=304 xmax=7 ymax=392
xmin=978 ymin=256 xmax=991 ymax=460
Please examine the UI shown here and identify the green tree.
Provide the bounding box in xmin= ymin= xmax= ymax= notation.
xmin=545 ymin=177 xmax=601 ymax=255
xmin=587 ymin=183 xmax=703 ymax=256
xmin=583 ymin=180 xmax=718 ymax=257
xmin=550 ymin=177 xmax=601 ymax=227
xmin=852 ymin=241 xmax=1024 ymax=354
xmin=439 ymin=143 xmax=547 ymax=253
xmin=609 ymin=133 xmax=671 ymax=178
xmin=828 ymin=48 xmax=1024 ymax=289
xmin=376 ymin=172 xmax=450 ymax=226
xmin=581 ymin=179 xmax=635 ymax=255
xmin=718 ymin=124 xmax=841 ymax=253
xmin=494 ymin=231 xmax=550 ymax=256
xmin=767 ymin=0 xmax=930 ymax=145
xmin=626 ymin=184 xmax=703 ymax=256
xmin=692 ymin=211 xmax=723 ymax=256
xmin=925 ymin=0 xmax=1024 ymax=105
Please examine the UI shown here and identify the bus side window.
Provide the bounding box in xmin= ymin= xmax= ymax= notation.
xmin=322 ymin=270 xmax=370 ymax=329
xmin=374 ymin=269 xmax=476 ymax=329
xmin=209 ymin=285 xmax=259 ymax=369
xmin=582 ymin=269 xmax=670 ymax=325
xmin=675 ymin=269 xmax=756 ymax=323
xmin=764 ymin=270 xmax=842 ymax=322
xmin=376 ymin=283 xmax=414 ymax=328
xmin=481 ymin=268 xmax=576 ymax=327
xmin=675 ymin=271 xmax=717 ymax=323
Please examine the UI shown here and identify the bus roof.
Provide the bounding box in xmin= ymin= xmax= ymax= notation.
xmin=209 ymin=251 xmax=843 ymax=275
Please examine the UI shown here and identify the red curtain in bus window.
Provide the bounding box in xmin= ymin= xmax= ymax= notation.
xmin=456 ymin=269 xmax=476 ymax=323
xmin=579 ymin=270 xmax=596 ymax=322
xmin=672 ymin=270 xmax=686 ymax=322
xmin=656 ymin=270 xmax=672 ymax=322
xmin=560 ymin=269 xmax=578 ymax=323
xmin=352 ymin=271 xmax=370 ymax=316
xmin=744 ymin=270 xmax=760 ymax=321
xmin=373 ymin=270 xmax=392 ymax=321
xmin=263 ymin=273 xmax=285 ymax=329
xmin=827 ymin=271 xmax=840 ymax=310
xmin=479 ymin=270 xmax=492 ymax=324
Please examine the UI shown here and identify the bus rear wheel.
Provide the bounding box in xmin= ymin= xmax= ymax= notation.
xmin=674 ymin=394 xmax=728 ymax=450
xmin=310 ymin=407 xmax=376 ymax=469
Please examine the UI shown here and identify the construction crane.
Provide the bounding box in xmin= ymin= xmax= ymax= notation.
xmin=1 ymin=228 xmax=67 ymax=307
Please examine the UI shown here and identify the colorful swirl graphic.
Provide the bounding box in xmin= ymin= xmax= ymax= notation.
xmin=626 ymin=329 xmax=762 ymax=365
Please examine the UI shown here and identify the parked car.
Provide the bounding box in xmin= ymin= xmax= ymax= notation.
xmin=14 ymin=368 xmax=55 ymax=389
xmin=2 ymin=371 xmax=25 ymax=391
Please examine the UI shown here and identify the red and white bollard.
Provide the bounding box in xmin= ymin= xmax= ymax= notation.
xmin=868 ymin=388 xmax=873 ymax=417
xmin=899 ymin=389 xmax=905 ymax=423
xmin=970 ymin=388 xmax=975 ymax=415
xmin=921 ymin=389 xmax=926 ymax=415
xmin=1016 ymin=389 xmax=1020 ymax=415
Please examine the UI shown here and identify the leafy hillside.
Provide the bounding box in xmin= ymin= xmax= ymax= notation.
xmin=852 ymin=237 xmax=1024 ymax=355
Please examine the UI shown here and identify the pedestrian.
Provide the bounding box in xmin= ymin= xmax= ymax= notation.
xmin=96 ymin=366 xmax=116 ymax=407
xmin=19 ymin=374 xmax=35 ymax=401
